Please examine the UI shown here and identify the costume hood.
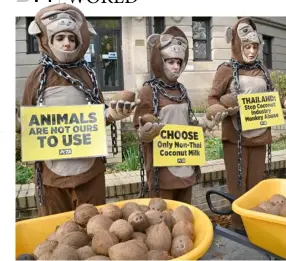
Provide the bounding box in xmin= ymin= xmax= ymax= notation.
xmin=28 ymin=3 xmax=96 ymax=63
xmin=147 ymin=26 xmax=189 ymax=84
xmin=225 ymin=17 xmax=262 ymax=64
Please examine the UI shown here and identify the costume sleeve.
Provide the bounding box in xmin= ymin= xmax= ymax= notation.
xmin=208 ymin=65 xmax=233 ymax=106
xmin=22 ymin=67 xmax=41 ymax=106
xmin=132 ymin=84 xmax=154 ymax=130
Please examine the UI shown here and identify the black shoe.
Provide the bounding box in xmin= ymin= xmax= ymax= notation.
xmin=234 ymin=228 xmax=248 ymax=237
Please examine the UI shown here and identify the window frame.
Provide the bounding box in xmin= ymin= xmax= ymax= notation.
xmin=153 ymin=17 xmax=165 ymax=34
xmin=26 ymin=17 xmax=40 ymax=54
xmin=262 ymin=35 xmax=272 ymax=69
xmin=192 ymin=17 xmax=211 ymax=61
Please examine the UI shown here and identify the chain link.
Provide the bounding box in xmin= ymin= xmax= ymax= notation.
xmin=229 ymin=59 xmax=273 ymax=185
xmin=35 ymin=161 xmax=44 ymax=206
xmin=138 ymin=143 xmax=146 ymax=197
xmin=111 ymin=122 xmax=118 ymax=155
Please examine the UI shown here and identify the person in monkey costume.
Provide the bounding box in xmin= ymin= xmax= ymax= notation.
xmin=208 ymin=17 xmax=286 ymax=233
xmin=21 ymin=3 xmax=139 ymax=216
xmin=133 ymin=26 xmax=228 ymax=203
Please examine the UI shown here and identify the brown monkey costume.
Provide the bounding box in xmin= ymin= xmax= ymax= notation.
xmin=22 ymin=4 xmax=138 ymax=216
xmin=133 ymin=26 xmax=227 ymax=203
xmin=208 ymin=17 xmax=286 ymax=231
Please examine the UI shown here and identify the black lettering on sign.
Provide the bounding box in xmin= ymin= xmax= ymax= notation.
xmin=62 ymin=133 xmax=92 ymax=146
xmin=160 ymin=130 xmax=199 ymax=140
xmin=37 ymin=135 xmax=58 ymax=148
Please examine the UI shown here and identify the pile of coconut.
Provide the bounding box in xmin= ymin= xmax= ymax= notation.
xmin=20 ymin=198 xmax=196 ymax=260
xmin=249 ymin=194 xmax=286 ymax=217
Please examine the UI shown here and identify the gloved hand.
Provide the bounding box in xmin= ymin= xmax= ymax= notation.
xmin=198 ymin=111 xmax=228 ymax=131
xmin=105 ymin=99 xmax=141 ymax=122
xmin=226 ymin=106 xmax=239 ymax=116
xmin=137 ymin=116 xmax=165 ymax=143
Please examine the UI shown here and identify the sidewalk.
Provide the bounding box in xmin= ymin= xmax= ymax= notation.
xmin=201 ymin=233 xmax=269 ymax=260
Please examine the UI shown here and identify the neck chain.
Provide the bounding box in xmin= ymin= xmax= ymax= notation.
xmin=36 ymin=54 xmax=102 ymax=106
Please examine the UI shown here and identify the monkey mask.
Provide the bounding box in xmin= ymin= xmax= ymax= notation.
xmin=28 ymin=3 xmax=96 ymax=63
xmin=147 ymin=26 xmax=189 ymax=84
xmin=225 ymin=17 xmax=262 ymax=64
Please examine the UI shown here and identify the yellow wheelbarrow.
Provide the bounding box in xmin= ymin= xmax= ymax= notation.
xmin=16 ymin=198 xmax=214 ymax=260
xmin=206 ymin=178 xmax=286 ymax=260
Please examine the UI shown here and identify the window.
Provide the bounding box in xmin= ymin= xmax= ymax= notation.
xmin=153 ymin=17 xmax=165 ymax=34
xmin=26 ymin=17 xmax=39 ymax=54
xmin=192 ymin=17 xmax=211 ymax=61
xmin=262 ymin=35 xmax=272 ymax=69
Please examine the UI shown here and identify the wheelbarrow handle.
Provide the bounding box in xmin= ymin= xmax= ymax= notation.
xmin=206 ymin=189 xmax=236 ymax=215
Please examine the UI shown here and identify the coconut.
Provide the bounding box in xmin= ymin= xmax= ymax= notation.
xmin=101 ymin=204 xmax=122 ymax=221
xmin=51 ymin=244 xmax=79 ymax=260
xmin=162 ymin=209 xmax=175 ymax=231
xmin=111 ymin=90 xmax=136 ymax=102
xmin=74 ymin=203 xmax=99 ymax=227
xmin=258 ymin=201 xmax=275 ymax=212
xmin=206 ymin=104 xmax=227 ymax=121
xmin=128 ymin=211 xmax=149 ymax=232
xmin=121 ymin=202 xmax=141 ymax=220
xmin=250 ymin=206 xmax=267 ymax=213
xmin=140 ymin=204 xmax=150 ymax=213
xmin=46 ymin=232 xmax=57 ymax=241
xmin=76 ymin=245 xmax=95 ymax=260
xmin=33 ymin=240 xmax=58 ymax=259
xmin=171 ymin=235 xmax=194 ymax=258
xmin=55 ymin=220 xmax=82 ymax=241
xmin=91 ymin=230 xmax=119 ymax=256
xmin=37 ymin=252 xmax=53 ymax=260
xmin=219 ymin=93 xmax=238 ymax=108
xmin=146 ymin=250 xmax=169 ymax=260
xmin=86 ymin=215 xmax=113 ymax=236
xmin=172 ymin=220 xmax=195 ymax=240
xmin=267 ymin=204 xmax=283 ymax=216
xmin=149 ymin=198 xmax=167 ymax=212
xmin=146 ymin=222 xmax=172 ymax=252
xmin=140 ymin=114 xmax=158 ymax=125
xmin=86 ymin=256 xmax=111 ymax=260
xmin=109 ymin=219 xmax=134 ymax=241
xmin=280 ymin=202 xmax=286 ymax=217
xmin=132 ymin=232 xmax=147 ymax=243
xmin=145 ymin=210 xmax=165 ymax=225
xmin=172 ymin=205 xmax=194 ymax=223
xmin=269 ymin=194 xmax=286 ymax=205
xmin=108 ymin=239 xmax=148 ymax=260
xmin=59 ymin=231 xmax=90 ymax=249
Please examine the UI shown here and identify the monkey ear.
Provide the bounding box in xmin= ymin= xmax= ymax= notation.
xmin=225 ymin=26 xmax=233 ymax=43
xmin=147 ymin=34 xmax=160 ymax=47
xmin=86 ymin=21 xmax=97 ymax=35
xmin=28 ymin=20 xmax=41 ymax=35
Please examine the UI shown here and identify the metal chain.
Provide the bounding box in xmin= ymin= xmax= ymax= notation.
xmin=35 ymin=161 xmax=44 ymax=206
xmin=138 ymin=143 xmax=146 ymax=198
xmin=111 ymin=122 xmax=118 ymax=155
xmin=229 ymin=58 xmax=273 ymax=185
